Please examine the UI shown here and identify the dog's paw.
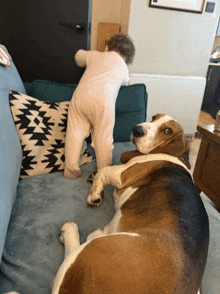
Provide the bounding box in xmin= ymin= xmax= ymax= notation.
xmin=86 ymin=170 xmax=98 ymax=184
xmin=87 ymin=190 xmax=104 ymax=208
xmin=4 ymin=292 xmax=20 ymax=294
xmin=59 ymin=221 xmax=78 ymax=244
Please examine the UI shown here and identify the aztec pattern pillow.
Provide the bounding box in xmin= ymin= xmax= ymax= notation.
xmin=9 ymin=91 xmax=94 ymax=179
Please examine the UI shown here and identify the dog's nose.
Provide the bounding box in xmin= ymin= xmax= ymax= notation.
xmin=132 ymin=125 xmax=145 ymax=137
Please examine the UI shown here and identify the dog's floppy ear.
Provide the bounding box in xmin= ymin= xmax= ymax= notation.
xmin=149 ymin=133 xmax=191 ymax=169
xmin=120 ymin=150 xmax=143 ymax=164
xmin=150 ymin=132 xmax=189 ymax=157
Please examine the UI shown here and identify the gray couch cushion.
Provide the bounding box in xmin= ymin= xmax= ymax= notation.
xmin=0 ymin=142 xmax=134 ymax=294
xmin=0 ymin=47 xmax=25 ymax=262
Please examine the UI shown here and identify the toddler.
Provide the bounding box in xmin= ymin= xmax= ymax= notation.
xmin=64 ymin=33 xmax=135 ymax=179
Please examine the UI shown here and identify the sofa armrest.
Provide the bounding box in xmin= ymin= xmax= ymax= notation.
xmin=0 ymin=52 xmax=25 ymax=263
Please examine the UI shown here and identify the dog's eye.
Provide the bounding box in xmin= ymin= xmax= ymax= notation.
xmin=151 ymin=116 xmax=156 ymax=122
xmin=164 ymin=128 xmax=173 ymax=135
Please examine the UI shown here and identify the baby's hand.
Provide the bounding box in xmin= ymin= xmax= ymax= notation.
xmin=0 ymin=46 xmax=12 ymax=66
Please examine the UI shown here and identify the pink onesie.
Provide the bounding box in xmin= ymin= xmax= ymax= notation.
xmin=64 ymin=49 xmax=130 ymax=179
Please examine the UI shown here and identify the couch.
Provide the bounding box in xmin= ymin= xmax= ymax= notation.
xmin=0 ymin=47 xmax=220 ymax=294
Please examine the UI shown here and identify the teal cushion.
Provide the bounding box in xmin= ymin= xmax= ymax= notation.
xmin=114 ymin=84 xmax=147 ymax=142
xmin=0 ymin=47 xmax=25 ymax=263
xmin=31 ymin=80 xmax=78 ymax=102
xmin=116 ymin=84 xmax=147 ymax=114
xmin=22 ymin=82 xmax=34 ymax=97
xmin=24 ymin=80 xmax=147 ymax=142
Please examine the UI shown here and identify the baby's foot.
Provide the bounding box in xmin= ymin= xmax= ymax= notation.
xmin=64 ymin=168 xmax=81 ymax=179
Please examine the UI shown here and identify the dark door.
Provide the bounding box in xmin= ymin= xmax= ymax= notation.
xmin=1 ymin=0 xmax=91 ymax=83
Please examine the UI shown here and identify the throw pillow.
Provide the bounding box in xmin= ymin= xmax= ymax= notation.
xmin=9 ymin=91 xmax=94 ymax=179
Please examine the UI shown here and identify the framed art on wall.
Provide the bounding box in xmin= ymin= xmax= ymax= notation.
xmin=149 ymin=0 xmax=205 ymax=13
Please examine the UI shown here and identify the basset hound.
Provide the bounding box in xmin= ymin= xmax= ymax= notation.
xmin=6 ymin=114 xmax=209 ymax=294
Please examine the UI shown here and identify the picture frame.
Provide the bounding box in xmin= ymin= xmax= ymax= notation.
xmin=149 ymin=0 xmax=205 ymax=14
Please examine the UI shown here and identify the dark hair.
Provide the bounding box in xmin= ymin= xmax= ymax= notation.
xmin=105 ymin=33 xmax=135 ymax=65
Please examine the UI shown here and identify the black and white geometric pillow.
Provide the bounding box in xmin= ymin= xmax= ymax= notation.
xmin=9 ymin=91 xmax=94 ymax=180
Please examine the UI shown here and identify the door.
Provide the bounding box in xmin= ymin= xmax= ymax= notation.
xmin=1 ymin=0 xmax=91 ymax=83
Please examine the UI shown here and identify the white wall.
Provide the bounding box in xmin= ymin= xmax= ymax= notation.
xmin=130 ymin=73 xmax=206 ymax=138
xmin=128 ymin=0 xmax=220 ymax=135
xmin=128 ymin=0 xmax=220 ymax=77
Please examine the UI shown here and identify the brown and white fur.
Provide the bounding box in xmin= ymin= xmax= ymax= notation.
xmin=6 ymin=114 xmax=209 ymax=294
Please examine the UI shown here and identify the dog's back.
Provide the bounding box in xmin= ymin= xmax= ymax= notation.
xmin=116 ymin=166 xmax=209 ymax=294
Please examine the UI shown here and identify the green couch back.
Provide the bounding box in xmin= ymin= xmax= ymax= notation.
xmin=23 ymin=80 xmax=147 ymax=142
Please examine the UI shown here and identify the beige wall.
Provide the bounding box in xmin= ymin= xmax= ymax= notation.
xmin=90 ymin=0 xmax=131 ymax=50
xmin=120 ymin=0 xmax=131 ymax=35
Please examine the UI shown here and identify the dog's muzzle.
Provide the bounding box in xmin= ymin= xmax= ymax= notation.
xmin=132 ymin=125 xmax=145 ymax=138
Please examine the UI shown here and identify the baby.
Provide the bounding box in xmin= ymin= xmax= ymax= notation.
xmin=64 ymin=33 xmax=135 ymax=179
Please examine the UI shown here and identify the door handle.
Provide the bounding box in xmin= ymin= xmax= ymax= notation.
xmin=75 ymin=24 xmax=85 ymax=34
xmin=59 ymin=22 xmax=86 ymax=34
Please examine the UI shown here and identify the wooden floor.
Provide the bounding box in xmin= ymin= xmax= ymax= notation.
xmin=197 ymin=110 xmax=215 ymax=126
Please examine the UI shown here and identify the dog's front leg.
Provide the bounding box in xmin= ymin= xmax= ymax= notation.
xmin=51 ymin=221 xmax=80 ymax=292
xmin=59 ymin=221 xmax=80 ymax=258
xmin=87 ymin=165 xmax=126 ymax=207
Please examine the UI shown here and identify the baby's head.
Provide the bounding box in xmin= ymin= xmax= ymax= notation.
xmin=105 ymin=33 xmax=135 ymax=65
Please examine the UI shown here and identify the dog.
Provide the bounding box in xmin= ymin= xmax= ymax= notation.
xmin=7 ymin=114 xmax=209 ymax=294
